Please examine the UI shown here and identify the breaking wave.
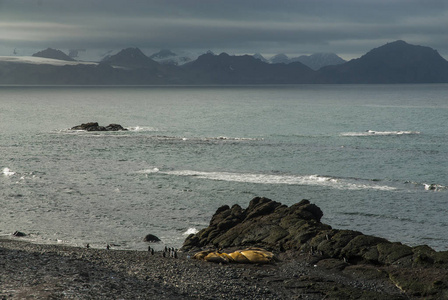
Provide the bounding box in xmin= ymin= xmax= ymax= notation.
xmin=138 ymin=168 xmax=396 ymax=191
xmin=127 ymin=126 xmax=161 ymax=132
xmin=340 ymin=130 xmax=420 ymax=137
xmin=183 ymin=228 xmax=199 ymax=235
xmin=423 ymin=183 xmax=447 ymax=192
xmin=2 ymin=167 xmax=15 ymax=176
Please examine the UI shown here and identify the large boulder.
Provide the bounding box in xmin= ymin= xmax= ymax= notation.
xmin=143 ymin=234 xmax=161 ymax=243
xmin=182 ymin=197 xmax=327 ymax=252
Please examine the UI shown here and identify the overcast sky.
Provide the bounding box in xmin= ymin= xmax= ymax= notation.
xmin=0 ymin=0 xmax=447 ymax=60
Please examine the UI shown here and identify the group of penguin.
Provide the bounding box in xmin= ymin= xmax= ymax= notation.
xmin=85 ymin=243 xmax=273 ymax=264
xmin=85 ymin=243 xmax=178 ymax=258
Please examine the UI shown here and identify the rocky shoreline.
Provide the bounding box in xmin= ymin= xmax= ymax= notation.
xmin=1 ymin=198 xmax=447 ymax=299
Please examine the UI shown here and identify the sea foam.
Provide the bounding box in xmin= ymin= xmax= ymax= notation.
xmin=183 ymin=228 xmax=199 ymax=235
xmin=127 ymin=126 xmax=161 ymax=132
xmin=424 ymin=183 xmax=447 ymax=191
xmin=340 ymin=130 xmax=420 ymax=137
xmin=155 ymin=169 xmax=396 ymax=191
xmin=2 ymin=167 xmax=15 ymax=176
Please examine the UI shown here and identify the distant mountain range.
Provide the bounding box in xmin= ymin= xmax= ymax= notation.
xmin=0 ymin=40 xmax=447 ymax=84
xmin=255 ymin=52 xmax=345 ymax=70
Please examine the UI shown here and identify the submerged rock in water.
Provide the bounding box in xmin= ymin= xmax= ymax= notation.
xmin=71 ymin=122 xmax=127 ymax=131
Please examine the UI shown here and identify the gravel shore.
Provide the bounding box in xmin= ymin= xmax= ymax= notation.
xmin=0 ymin=237 xmax=407 ymax=299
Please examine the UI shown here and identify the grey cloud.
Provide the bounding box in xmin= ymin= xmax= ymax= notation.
xmin=0 ymin=0 xmax=447 ymax=59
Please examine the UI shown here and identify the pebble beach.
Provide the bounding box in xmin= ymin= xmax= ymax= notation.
xmin=1 ymin=237 xmax=407 ymax=300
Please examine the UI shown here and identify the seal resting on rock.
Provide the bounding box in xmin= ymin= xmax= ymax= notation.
xmin=192 ymin=247 xmax=274 ymax=264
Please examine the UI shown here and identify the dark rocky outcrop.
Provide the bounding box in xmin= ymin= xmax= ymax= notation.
xmin=12 ymin=231 xmax=26 ymax=237
xmin=182 ymin=197 xmax=329 ymax=254
xmin=182 ymin=197 xmax=448 ymax=266
xmin=71 ymin=122 xmax=127 ymax=131
xmin=143 ymin=234 xmax=161 ymax=243
xmin=182 ymin=197 xmax=448 ymax=298
xmin=105 ymin=124 xmax=127 ymax=131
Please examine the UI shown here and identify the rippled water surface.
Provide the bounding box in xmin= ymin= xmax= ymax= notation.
xmin=1 ymin=85 xmax=447 ymax=250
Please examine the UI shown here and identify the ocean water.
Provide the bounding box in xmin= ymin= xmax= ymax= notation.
xmin=1 ymin=84 xmax=447 ymax=251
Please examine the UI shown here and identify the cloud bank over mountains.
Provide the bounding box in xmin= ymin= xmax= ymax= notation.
xmin=0 ymin=0 xmax=447 ymax=60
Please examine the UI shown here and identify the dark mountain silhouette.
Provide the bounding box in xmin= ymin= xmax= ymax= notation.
xmin=1 ymin=41 xmax=447 ymax=84
xmin=268 ymin=52 xmax=346 ymax=70
xmin=182 ymin=52 xmax=314 ymax=84
xmin=101 ymin=48 xmax=159 ymax=69
xmin=32 ymin=48 xmax=75 ymax=61
xmin=318 ymin=40 xmax=448 ymax=83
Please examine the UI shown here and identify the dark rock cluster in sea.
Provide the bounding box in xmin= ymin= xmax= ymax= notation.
xmin=71 ymin=122 xmax=127 ymax=131
xmin=182 ymin=197 xmax=448 ymax=298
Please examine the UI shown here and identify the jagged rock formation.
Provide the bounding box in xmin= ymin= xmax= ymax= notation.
xmin=182 ymin=197 xmax=448 ymax=298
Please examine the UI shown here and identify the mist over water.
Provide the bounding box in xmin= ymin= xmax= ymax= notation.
xmin=1 ymin=85 xmax=447 ymax=250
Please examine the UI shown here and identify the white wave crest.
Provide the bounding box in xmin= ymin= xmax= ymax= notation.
xmin=127 ymin=126 xmax=160 ymax=132
xmin=159 ymin=170 xmax=396 ymax=191
xmin=136 ymin=168 xmax=160 ymax=174
xmin=150 ymin=136 xmax=262 ymax=141
xmin=2 ymin=167 xmax=15 ymax=176
xmin=424 ymin=183 xmax=447 ymax=191
xmin=183 ymin=228 xmax=199 ymax=235
xmin=341 ymin=130 xmax=420 ymax=137
xmin=207 ymin=136 xmax=263 ymax=141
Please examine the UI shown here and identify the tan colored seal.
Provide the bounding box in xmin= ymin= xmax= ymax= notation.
xmin=192 ymin=247 xmax=274 ymax=264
